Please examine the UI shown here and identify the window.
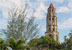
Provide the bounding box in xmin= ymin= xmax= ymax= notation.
xmin=52 ymin=18 xmax=54 ymax=21
xmin=53 ymin=28 xmax=55 ymax=31
xmin=49 ymin=27 xmax=51 ymax=32
xmin=49 ymin=34 xmax=53 ymax=38
xmin=52 ymin=18 xmax=55 ymax=25
xmin=49 ymin=18 xmax=51 ymax=20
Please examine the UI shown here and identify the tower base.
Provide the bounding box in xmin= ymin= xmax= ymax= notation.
xmin=45 ymin=32 xmax=59 ymax=42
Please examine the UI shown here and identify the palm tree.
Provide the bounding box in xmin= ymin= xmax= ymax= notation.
xmin=7 ymin=38 xmax=29 ymax=50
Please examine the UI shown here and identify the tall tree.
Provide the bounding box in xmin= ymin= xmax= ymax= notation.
xmin=61 ymin=31 xmax=72 ymax=50
xmin=3 ymin=6 xmax=39 ymax=44
xmin=29 ymin=36 xmax=60 ymax=50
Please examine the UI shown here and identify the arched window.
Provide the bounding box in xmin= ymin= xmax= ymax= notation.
xmin=49 ymin=18 xmax=51 ymax=25
xmin=49 ymin=27 xmax=51 ymax=32
xmin=52 ymin=18 xmax=55 ymax=25
xmin=52 ymin=18 xmax=54 ymax=21
xmin=53 ymin=28 xmax=55 ymax=31
xmin=49 ymin=34 xmax=53 ymax=38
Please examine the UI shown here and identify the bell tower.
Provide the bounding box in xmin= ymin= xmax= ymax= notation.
xmin=45 ymin=3 xmax=59 ymax=42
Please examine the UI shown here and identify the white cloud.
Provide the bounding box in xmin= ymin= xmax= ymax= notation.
xmin=0 ymin=0 xmax=11 ymax=9
xmin=68 ymin=2 xmax=72 ymax=9
xmin=34 ymin=3 xmax=47 ymax=19
xmin=0 ymin=0 xmax=24 ymax=9
xmin=35 ymin=0 xmax=48 ymax=2
xmin=2 ymin=8 xmax=9 ymax=19
xmin=34 ymin=11 xmax=44 ymax=19
xmin=39 ymin=3 xmax=47 ymax=12
xmin=58 ymin=18 xmax=72 ymax=29
xmin=0 ymin=0 xmax=25 ymax=19
xmin=57 ymin=6 xmax=70 ymax=13
xmin=0 ymin=0 xmax=47 ymax=19
xmin=24 ymin=2 xmax=47 ymax=19
xmin=0 ymin=19 xmax=7 ymax=29
xmin=52 ymin=0 xmax=64 ymax=3
xmin=57 ymin=1 xmax=72 ymax=13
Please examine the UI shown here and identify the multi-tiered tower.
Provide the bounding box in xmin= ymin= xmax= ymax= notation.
xmin=45 ymin=3 xmax=59 ymax=42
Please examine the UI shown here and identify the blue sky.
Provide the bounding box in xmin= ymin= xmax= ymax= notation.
xmin=0 ymin=0 xmax=72 ymax=42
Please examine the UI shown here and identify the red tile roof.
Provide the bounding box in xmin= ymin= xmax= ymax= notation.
xmin=49 ymin=3 xmax=54 ymax=8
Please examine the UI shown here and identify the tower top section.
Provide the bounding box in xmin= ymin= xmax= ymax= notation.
xmin=49 ymin=3 xmax=54 ymax=8
xmin=46 ymin=3 xmax=59 ymax=42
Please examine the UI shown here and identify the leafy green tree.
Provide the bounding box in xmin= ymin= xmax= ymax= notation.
xmin=3 ymin=6 xmax=39 ymax=44
xmin=0 ymin=38 xmax=7 ymax=50
xmin=39 ymin=36 xmax=59 ymax=49
xmin=29 ymin=36 xmax=60 ymax=50
xmin=7 ymin=38 xmax=29 ymax=50
xmin=69 ymin=31 xmax=72 ymax=39
xmin=29 ymin=38 xmax=42 ymax=49
xmin=0 ymin=38 xmax=30 ymax=50
xmin=61 ymin=31 xmax=72 ymax=50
